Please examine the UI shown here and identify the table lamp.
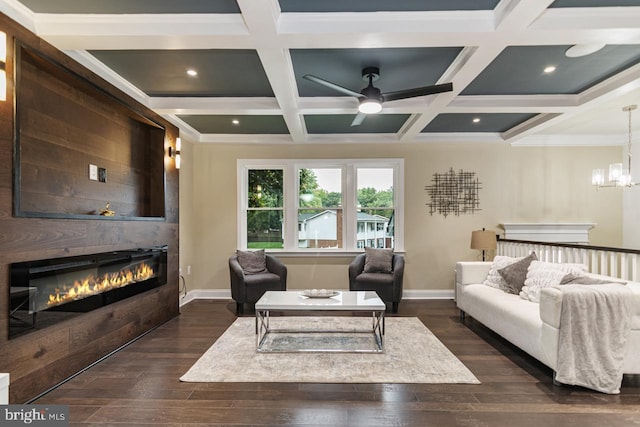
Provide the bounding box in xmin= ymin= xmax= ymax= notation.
xmin=470 ymin=228 xmax=497 ymax=261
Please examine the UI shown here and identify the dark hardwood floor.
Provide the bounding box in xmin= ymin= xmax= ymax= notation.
xmin=35 ymin=299 xmax=640 ymax=426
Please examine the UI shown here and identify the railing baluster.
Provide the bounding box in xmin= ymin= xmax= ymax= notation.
xmin=609 ymin=251 xmax=617 ymax=278
xmin=496 ymin=239 xmax=639 ymax=282
xmin=580 ymin=248 xmax=588 ymax=269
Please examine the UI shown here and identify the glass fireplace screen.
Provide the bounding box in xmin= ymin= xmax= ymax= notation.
xmin=9 ymin=247 xmax=167 ymax=339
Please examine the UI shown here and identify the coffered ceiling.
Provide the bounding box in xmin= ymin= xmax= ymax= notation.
xmin=3 ymin=0 xmax=640 ymax=145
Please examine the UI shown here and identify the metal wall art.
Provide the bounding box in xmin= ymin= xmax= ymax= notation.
xmin=425 ymin=167 xmax=481 ymax=218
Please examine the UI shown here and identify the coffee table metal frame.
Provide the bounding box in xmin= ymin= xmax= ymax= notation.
xmin=255 ymin=290 xmax=385 ymax=353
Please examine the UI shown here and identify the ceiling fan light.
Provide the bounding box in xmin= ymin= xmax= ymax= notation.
xmin=358 ymin=99 xmax=382 ymax=114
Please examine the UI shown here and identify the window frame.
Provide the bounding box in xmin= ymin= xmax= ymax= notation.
xmin=237 ymin=158 xmax=404 ymax=253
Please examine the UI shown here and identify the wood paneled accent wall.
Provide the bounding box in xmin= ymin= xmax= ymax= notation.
xmin=15 ymin=45 xmax=166 ymax=219
xmin=0 ymin=14 xmax=180 ymax=403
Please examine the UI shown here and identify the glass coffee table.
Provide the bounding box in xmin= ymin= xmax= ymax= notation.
xmin=255 ymin=290 xmax=385 ymax=353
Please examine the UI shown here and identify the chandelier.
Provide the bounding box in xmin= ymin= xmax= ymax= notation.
xmin=592 ymin=104 xmax=637 ymax=188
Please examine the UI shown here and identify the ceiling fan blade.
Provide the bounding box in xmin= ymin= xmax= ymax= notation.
xmin=382 ymin=82 xmax=453 ymax=102
xmin=302 ymin=74 xmax=363 ymax=98
xmin=350 ymin=111 xmax=366 ymax=127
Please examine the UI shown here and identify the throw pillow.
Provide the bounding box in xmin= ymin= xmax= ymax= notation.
xmin=498 ymin=252 xmax=538 ymax=295
xmin=363 ymin=247 xmax=393 ymax=273
xmin=482 ymin=255 xmax=522 ymax=291
xmin=236 ymin=249 xmax=268 ymax=275
xmin=520 ymin=261 xmax=588 ymax=303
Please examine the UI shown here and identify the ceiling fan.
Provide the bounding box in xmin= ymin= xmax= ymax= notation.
xmin=303 ymin=66 xmax=453 ymax=126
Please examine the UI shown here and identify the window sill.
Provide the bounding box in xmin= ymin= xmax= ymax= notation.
xmin=264 ymin=250 xmax=405 ymax=258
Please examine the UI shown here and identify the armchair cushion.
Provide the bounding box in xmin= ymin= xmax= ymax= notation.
xmin=236 ymin=249 xmax=268 ymax=274
xmin=364 ymin=247 xmax=393 ymax=273
xmin=355 ymin=272 xmax=394 ymax=286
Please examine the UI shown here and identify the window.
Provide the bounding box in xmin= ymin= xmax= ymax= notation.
xmin=298 ymin=167 xmax=342 ymax=249
xmin=245 ymin=169 xmax=284 ymax=249
xmin=238 ymin=159 xmax=403 ymax=252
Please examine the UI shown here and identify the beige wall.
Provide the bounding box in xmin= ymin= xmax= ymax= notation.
xmin=179 ymin=140 xmax=623 ymax=294
xmin=623 ymin=140 xmax=640 ymax=249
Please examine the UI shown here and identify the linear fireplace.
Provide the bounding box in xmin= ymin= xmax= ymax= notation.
xmin=9 ymin=246 xmax=168 ymax=339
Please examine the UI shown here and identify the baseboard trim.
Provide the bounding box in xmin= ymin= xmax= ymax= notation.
xmin=403 ymin=289 xmax=454 ymax=299
xmin=180 ymin=289 xmax=231 ymax=307
xmin=180 ymin=289 xmax=453 ymax=306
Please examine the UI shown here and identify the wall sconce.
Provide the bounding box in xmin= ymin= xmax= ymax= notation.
xmin=0 ymin=31 xmax=6 ymax=102
xmin=168 ymin=137 xmax=181 ymax=169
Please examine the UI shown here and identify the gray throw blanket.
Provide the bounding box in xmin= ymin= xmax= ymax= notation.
xmin=555 ymin=283 xmax=632 ymax=394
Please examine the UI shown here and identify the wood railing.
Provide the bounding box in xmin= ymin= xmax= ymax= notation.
xmin=497 ymin=239 xmax=640 ymax=282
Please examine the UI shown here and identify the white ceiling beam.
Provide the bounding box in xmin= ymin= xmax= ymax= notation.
xmin=278 ymin=11 xmax=494 ymax=36
xmin=447 ymin=95 xmax=580 ymax=113
xmin=235 ymin=0 xmax=307 ymax=142
xmin=532 ymin=7 xmax=640 ymax=32
xmin=34 ymin=14 xmax=251 ymax=50
xmin=30 ymin=7 xmax=640 ymax=50
xmin=0 ymin=0 xmax=36 ymax=32
xmin=501 ymin=113 xmax=563 ymax=141
xmin=149 ymin=93 xmax=585 ymax=117
xmin=397 ymin=44 xmax=507 ymax=141
xmin=413 ymin=132 xmax=504 ymax=144
xmin=62 ymin=50 xmax=150 ymax=106
xmin=161 ymin=115 xmax=200 ymax=142
xmin=149 ymin=97 xmax=282 ymax=115
xmin=578 ymin=63 xmax=640 ymax=106
xmin=199 ymin=134 xmax=294 ymax=144
xmin=494 ymin=0 xmax=554 ymax=32
xmin=512 ymin=134 xmax=623 ymax=147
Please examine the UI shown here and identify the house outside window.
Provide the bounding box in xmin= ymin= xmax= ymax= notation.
xmin=238 ymin=159 xmax=403 ymax=252
xmin=298 ymin=167 xmax=342 ymax=249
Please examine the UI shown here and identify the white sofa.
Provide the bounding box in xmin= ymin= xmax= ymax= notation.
xmin=455 ymin=261 xmax=640 ymax=379
xmin=0 ymin=373 xmax=8 ymax=404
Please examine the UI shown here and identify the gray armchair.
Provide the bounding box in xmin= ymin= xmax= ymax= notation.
xmin=229 ymin=254 xmax=287 ymax=314
xmin=348 ymin=253 xmax=404 ymax=313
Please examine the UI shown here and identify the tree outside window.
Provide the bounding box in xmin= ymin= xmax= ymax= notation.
xmin=247 ymin=169 xmax=284 ymax=249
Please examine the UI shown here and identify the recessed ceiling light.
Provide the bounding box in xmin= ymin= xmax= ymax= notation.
xmin=543 ymin=65 xmax=556 ymax=74
xmin=186 ymin=69 xmax=198 ymax=77
xmin=472 ymin=117 xmax=481 ymax=123
xmin=565 ymin=43 xmax=606 ymax=58
xmin=231 ymin=119 xmax=240 ymax=125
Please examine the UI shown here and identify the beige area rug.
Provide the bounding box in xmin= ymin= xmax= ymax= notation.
xmin=180 ymin=316 xmax=480 ymax=384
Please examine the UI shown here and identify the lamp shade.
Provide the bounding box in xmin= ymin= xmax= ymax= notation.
xmin=470 ymin=229 xmax=497 ymax=251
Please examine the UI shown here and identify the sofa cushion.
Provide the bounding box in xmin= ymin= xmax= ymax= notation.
xmin=457 ymin=284 xmax=544 ymax=363
xmin=520 ymin=261 xmax=587 ymax=303
xmin=364 ymin=247 xmax=393 ymax=273
xmin=483 ymin=255 xmax=522 ymax=291
xmin=236 ymin=249 xmax=268 ymax=275
xmin=498 ymin=252 xmax=538 ymax=295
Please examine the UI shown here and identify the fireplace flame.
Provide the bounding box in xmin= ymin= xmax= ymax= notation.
xmin=47 ymin=262 xmax=155 ymax=307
